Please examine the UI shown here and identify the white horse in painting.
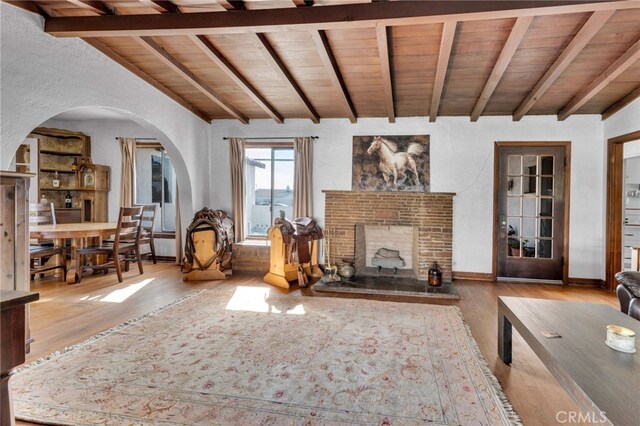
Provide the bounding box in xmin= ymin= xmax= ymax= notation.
xmin=366 ymin=136 xmax=424 ymax=188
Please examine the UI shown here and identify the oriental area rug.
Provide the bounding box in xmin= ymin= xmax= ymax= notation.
xmin=12 ymin=288 xmax=521 ymax=425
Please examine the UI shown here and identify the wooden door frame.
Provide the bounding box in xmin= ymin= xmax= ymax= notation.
xmin=605 ymin=130 xmax=640 ymax=290
xmin=492 ymin=141 xmax=571 ymax=283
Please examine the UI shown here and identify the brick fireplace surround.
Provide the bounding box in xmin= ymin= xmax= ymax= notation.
xmin=324 ymin=191 xmax=454 ymax=282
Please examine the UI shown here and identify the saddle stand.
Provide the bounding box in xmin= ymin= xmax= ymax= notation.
xmin=182 ymin=208 xmax=233 ymax=282
xmin=263 ymin=213 xmax=323 ymax=289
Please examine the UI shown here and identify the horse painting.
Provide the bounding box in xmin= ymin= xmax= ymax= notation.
xmin=352 ymin=135 xmax=430 ymax=192
xmin=367 ymin=136 xmax=424 ymax=188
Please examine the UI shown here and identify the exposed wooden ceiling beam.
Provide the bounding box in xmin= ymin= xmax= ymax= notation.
xmin=226 ymin=0 xmax=245 ymax=10
xmin=429 ymin=21 xmax=456 ymax=122
xmin=253 ymin=33 xmax=320 ymax=123
xmin=376 ymin=25 xmax=395 ymax=123
xmin=138 ymin=0 xmax=179 ymax=13
xmin=188 ymin=34 xmax=283 ymax=123
xmin=292 ymin=0 xmax=314 ymax=6
xmin=601 ymin=84 xmax=640 ymax=120
xmin=83 ymin=38 xmax=209 ymax=122
xmin=134 ymin=36 xmax=249 ymax=123
xmin=512 ymin=10 xmax=614 ymax=121
xmin=66 ymin=0 xmax=114 ymax=15
xmin=310 ymin=30 xmax=357 ymax=123
xmin=144 ymin=0 xmax=280 ymax=123
xmin=558 ymin=39 xmax=640 ymax=120
xmin=44 ymin=1 xmax=638 ymax=38
xmin=3 ymin=0 xmax=49 ymax=16
xmin=471 ymin=16 xmax=532 ymax=122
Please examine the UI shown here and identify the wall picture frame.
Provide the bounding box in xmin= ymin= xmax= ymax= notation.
xmin=352 ymin=135 xmax=430 ymax=192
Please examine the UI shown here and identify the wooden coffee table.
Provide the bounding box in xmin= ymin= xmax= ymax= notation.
xmin=498 ymin=296 xmax=640 ymax=426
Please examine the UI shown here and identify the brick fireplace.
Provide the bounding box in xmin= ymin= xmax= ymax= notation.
xmin=323 ymin=191 xmax=454 ymax=282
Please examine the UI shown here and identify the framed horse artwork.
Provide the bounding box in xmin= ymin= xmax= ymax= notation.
xmin=352 ymin=135 xmax=430 ymax=192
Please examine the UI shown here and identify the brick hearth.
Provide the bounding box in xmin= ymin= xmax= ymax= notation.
xmin=324 ymin=191 xmax=454 ymax=282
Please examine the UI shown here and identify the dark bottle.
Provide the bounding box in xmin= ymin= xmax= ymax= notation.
xmin=64 ymin=191 xmax=72 ymax=208
xmin=428 ymin=262 xmax=442 ymax=287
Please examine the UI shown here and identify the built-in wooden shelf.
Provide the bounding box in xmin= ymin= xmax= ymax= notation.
xmin=39 ymin=187 xmax=76 ymax=191
xmin=25 ymin=128 xmax=110 ymax=223
xmin=39 ymin=168 xmax=75 ymax=174
xmin=40 ymin=187 xmax=108 ymax=192
xmin=39 ymin=149 xmax=82 ymax=156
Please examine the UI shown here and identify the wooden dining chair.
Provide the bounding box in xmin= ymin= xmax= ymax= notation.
xmin=29 ymin=202 xmax=57 ymax=244
xmin=76 ymin=206 xmax=144 ymax=283
xmin=136 ymin=204 xmax=157 ymax=264
xmin=29 ymin=203 xmax=66 ymax=281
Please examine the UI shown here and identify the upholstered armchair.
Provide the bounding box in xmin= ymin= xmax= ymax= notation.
xmin=615 ymin=271 xmax=640 ymax=321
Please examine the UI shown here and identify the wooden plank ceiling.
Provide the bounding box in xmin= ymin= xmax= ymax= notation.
xmin=5 ymin=0 xmax=640 ymax=123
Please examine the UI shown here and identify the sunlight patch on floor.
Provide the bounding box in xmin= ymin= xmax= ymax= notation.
xmin=225 ymin=286 xmax=305 ymax=314
xmin=98 ymin=278 xmax=155 ymax=303
xmin=80 ymin=295 xmax=104 ymax=301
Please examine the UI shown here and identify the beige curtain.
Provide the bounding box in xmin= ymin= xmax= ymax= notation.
xmin=174 ymin=184 xmax=183 ymax=265
xmin=229 ymin=138 xmax=246 ymax=242
xmin=118 ymin=137 xmax=136 ymax=207
xmin=293 ymin=137 xmax=313 ymax=218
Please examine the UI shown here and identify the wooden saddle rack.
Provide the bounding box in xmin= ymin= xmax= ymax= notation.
xmin=264 ymin=212 xmax=323 ymax=289
xmin=182 ymin=208 xmax=234 ymax=281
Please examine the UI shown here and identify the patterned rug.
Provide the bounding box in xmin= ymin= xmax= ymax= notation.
xmin=12 ymin=288 xmax=521 ymax=425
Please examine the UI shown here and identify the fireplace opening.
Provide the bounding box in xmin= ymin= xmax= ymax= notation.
xmin=355 ymin=224 xmax=418 ymax=278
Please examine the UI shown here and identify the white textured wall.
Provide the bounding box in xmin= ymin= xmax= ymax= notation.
xmin=604 ymin=98 xmax=640 ymax=140
xmin=0 ymin=3 xmax=211 ymax=224
xmin=211 ymin=116 xmax=606 ymax=279
xmin=624 ymin=140 xmax=640 ymax=159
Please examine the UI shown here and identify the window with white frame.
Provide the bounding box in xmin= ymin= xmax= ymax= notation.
xmin=244 ymin=145 xmax=295 ymax=237
xmin=135 ymin=145 xmax=176 ymax=232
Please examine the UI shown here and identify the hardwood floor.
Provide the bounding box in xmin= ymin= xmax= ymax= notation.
xmin=17 ymin=263 xmax=619 ymax=426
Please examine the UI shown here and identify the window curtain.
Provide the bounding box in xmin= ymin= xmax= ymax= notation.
xmin=293 ymin=137 xmax=313 ymax=218
xmin=118 ymin=137 xmax=136 ymax=207
xmin=174 ymin=183 xmax=183 ymax=265
xmin=229 ymin=138 xmax=246 ymax=242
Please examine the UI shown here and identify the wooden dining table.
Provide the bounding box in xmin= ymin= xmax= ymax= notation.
xmin=30 ymin=222 xmax=118 ymax=284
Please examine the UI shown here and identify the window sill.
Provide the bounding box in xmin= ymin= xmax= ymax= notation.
xmin=155 ymin=232 xmax=176 ymax=239
xmin=234 ymin=239 xmax=270 ymax=247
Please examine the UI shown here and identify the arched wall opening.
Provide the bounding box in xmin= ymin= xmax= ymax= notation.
xmin=3 ymin=106 xmax=196 ymax=258
xmin=2 ymin=106 xmax=194 ymax=226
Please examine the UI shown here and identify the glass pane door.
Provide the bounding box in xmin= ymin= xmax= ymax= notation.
xmin=506 ymin=154 xmax=555 ymax=259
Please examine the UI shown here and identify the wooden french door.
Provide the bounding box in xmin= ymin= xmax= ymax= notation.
xmin=496 ymin=144 xmax=567 ymax=281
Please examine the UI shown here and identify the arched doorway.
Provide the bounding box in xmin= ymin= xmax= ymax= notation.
xmin=5 ymin=106 xmax=194 ymax=261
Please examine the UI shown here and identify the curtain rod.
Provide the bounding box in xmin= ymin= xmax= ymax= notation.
xmin=114 ymin=137 xmax=158 ymax=141
xmin=222 ymin=136 xmax=318 ymax=140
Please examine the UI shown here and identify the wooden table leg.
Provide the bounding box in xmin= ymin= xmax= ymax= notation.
xmin=1 ymin=302 xmax=29 ymax=426
xmin=498 ymin=311 xmax=512 ymax=365
xmin=54 ymin=238 xmax=65 ymax=282
xmin=66 ymin=237 xmax=81 ymax=284
xmin=0 ymin=371 xmax=15 ymax=426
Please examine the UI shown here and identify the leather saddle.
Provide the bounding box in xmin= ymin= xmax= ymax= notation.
xmin=183 ymin=208 xmax=234 ymax=271
xmin=274 ymin=214 xmax=323 ymax=264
